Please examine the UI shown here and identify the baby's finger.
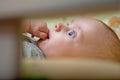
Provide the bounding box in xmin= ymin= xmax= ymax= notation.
xmin=38 ymin=22 xmax=49 ymax=34
xmin=38 ymin=32 xmax=48 ymax=40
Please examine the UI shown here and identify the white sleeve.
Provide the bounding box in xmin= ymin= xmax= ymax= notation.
xmin=22 ymin=35 xmax=45 ymax=59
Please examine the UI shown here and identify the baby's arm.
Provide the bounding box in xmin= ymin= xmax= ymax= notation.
xmin=21 ymin=20 xmax=48 ymax=58
xmin=22 ymin=20 xmax=49 ymax=40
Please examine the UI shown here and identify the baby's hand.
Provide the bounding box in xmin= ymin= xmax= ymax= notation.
xmin=24 ymin=20 xmax=49 ymax=40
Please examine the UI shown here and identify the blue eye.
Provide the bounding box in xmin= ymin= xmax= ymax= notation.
xmin=67 ymin=30 xmax=75 ymax=38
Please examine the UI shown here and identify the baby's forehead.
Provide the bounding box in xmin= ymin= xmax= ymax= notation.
xmin=70 ymin=18 xmax=104 ymax=28
xmin=70 ymin=18 xmax=110 ymax=33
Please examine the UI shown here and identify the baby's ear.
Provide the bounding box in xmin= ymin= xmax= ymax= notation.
xmin=108 ymin=16 xmax=120 ymax=27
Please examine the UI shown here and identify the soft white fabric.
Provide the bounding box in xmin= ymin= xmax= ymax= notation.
xmin=22 ymin=35 xmax=44 ymax=59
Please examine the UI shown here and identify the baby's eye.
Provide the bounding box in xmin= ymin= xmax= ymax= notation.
xmin=67 ymin=30 xmax=76 ymax=38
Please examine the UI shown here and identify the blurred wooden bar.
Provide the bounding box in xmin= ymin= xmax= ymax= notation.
xmin=0 ymin=18 xmax=21 ymax=79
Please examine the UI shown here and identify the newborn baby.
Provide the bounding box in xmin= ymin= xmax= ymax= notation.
xmin=22 ymin=18 xmax=120 ymax=62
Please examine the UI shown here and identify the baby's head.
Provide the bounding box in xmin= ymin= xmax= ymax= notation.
xmin=37 ymin=18 xmax=120 ymax=62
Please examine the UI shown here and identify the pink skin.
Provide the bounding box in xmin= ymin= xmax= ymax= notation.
xmin=23 ymin=20 xmax=49 ymax=40
xmin=37 ymin=18 xmax=116 ymax=60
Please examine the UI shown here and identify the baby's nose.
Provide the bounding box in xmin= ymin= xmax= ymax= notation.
xmin=54 ymin=23 xmax=65 ymax=32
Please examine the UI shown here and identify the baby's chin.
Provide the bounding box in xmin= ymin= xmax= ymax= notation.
xmin=37 ymin=38 xmax=49 ymax=49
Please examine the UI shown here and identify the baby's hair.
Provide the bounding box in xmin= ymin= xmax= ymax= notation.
xmin=100 ymin=20 xmax=120 ymax=62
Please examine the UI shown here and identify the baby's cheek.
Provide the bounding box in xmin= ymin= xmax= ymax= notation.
xmin=43 ymin=48 xmax=59 ymax=57
xmin=44 ymin=44 xmax=63 ymax=57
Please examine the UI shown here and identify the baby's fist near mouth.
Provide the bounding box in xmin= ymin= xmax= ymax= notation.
xmin=38 ymin=31 xmax=49 ymax=40
xmin=28 ymin=20 xmax=49 ymax=40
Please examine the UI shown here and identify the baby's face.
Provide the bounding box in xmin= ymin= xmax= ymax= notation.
xmin=37 ymin=18 xmax=112 ymax=59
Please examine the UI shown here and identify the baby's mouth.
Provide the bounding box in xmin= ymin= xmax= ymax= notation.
xmin=47 ymin=30 xmax=50 ymax=39
xmin=38 ymin=30 xmax=50 ymax=44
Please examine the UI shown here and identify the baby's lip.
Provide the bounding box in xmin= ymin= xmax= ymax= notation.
xmin=47 ymin=29 xmax=51 ymax=39
xmin=38 ymin=29 xmax=50 ymax=44
xmin=47 ymin=30 xmax=50 ymax=39
xmin=39 ymin=30 xmax=50 ymax=42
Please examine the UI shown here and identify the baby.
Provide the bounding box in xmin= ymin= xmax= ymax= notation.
xmin=22 ymin=18 xmax=120 ymax=62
